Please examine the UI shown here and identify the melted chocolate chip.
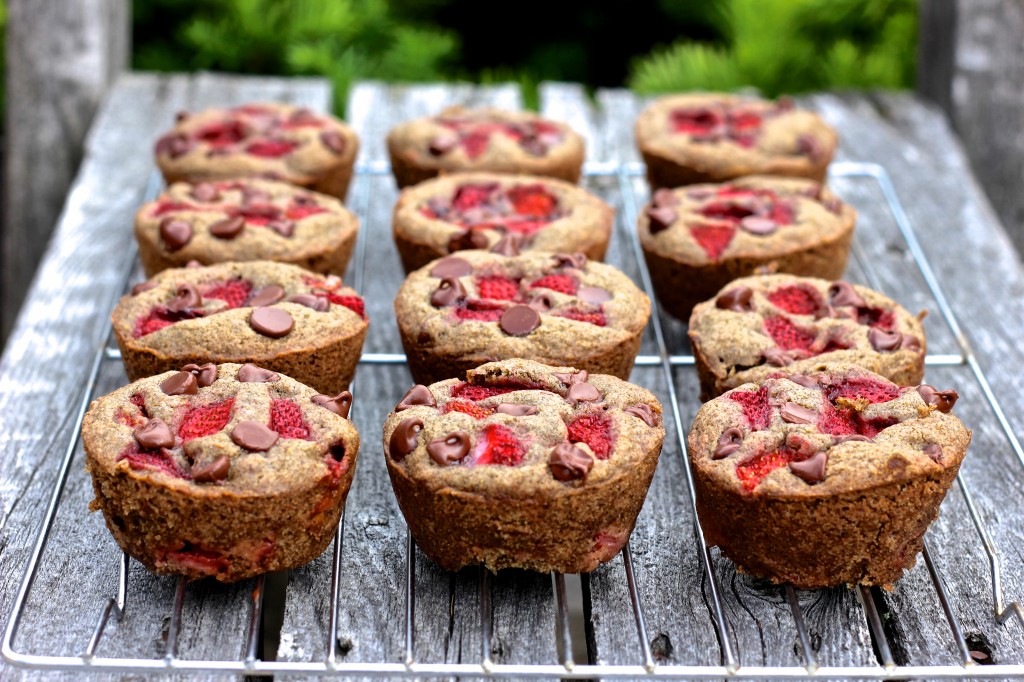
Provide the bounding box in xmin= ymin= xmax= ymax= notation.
xmin=448 ymin=229 xmax=488 ymax=252
xmin=833 ymin=433 xmax=873 ymax=444
xmin=160 ymin=370 xmax=199 ymax=396
xmin=429 ymin=256 xmax=473 ymax=279
xmin=780 ymin=402 xmax=817 ymax=424
xmin=797 ymin=133 xmax=822 ymax=161
xmin=549 ymin=442 xmax=594 ymax=482
xmin=209 ymin=215 xmax=245 ymax=240
xmin=427 ymin=431 xmax=471 ymax=465
xmin=159 ymin=218 xmax=193 ymax=251
xmin=553 ymin=370 xmax=589 ymax=386
xmin=763 ymin=348 xmax=794 ymax=367
xmin=923 ymin=443 xmax=943 ymax=462
xmin=249 ymin=307 xmax=294 ymax=338
xmin=578 ymin=286 xmax=612 ymax=304
xmin=645 ymin=206 xmax=678 ymax=234
xmin=868 ymin=328 xmax=902 ymax=352
xmin=313 ymin=391 xmax=353 ymax=418
xmin=713 ymin=427 xmax=743 ymax=459
xmin=428 ymin=133 xmax=458 ymax=156
xmin=828 ymin=281 xmax=865 ymax=308
xmin=900 ymin=334 xmax=921 ymax=351
xmin=131 ymin=281 xmax=157 ymax=296
xmin=430 ymin=278 xmax=467 ymax=307
xmin=268 ymin=219 xmax=295 ymax=238
xmin=230 ymin=421 xmax=279 ymax=451
xmin=490 ymin=233 xmax=523 ymax=256
xmin=182 ymin=362 xmax=217 ymax=387
xmin=388 ymin=418 xmax=423 ymax=461
xmin=567 ymin=382 xmax=601 ymax=404
xmin=236 ymin=363 xmax=280 ymax=383
xmin=527 ymin=292 xmax=555 ymax=312
xmin=715 ymin=286 xmax=754 ymax=312
xmin=166 ymin=284 xmax=202 ymax=313
xmin=192 ymin=455 xmax=231 ymax=483
xmin=554 ymin=253 xmax=587 ymax=270
xmin=787 ymin=374 xmax=821 ymax=389
xmin=789 ymin=451 xmax=828 ymax=484
xmin=288 ymin=294 xmax=330 ymax=312
xmin=917 ymin=385 xmax=959 ymax=413
xmin=739 ymin=216 xmax=778 ymax=236
xmin=624 ymin=404 xmax=658 ymax=427
xmin=191 ymin=183 xmax=221 ymax=202
xmin=396 ymin=385 xmax=436 ymax=411
xmin=319 ymin=130 xmax=346 ymax=155
xmin=134 ymin=418 xmax=175 ymax=450
xmin=519 ymin=134 xmax=549 ymax=156
xmin=248 ymin=285 xmax=285 ymax=307
xmin=499 ymin=305 xmax=540 ymax=336
xmin=652 ymin=188 xmax=679 ymax=207
xmin=495 ymin=403 xmax=538 ymax=416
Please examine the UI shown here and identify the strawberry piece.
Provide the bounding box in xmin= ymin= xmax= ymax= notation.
xmin=729 ymin=386 xmax=772 ymax=431
xmin=507 ymin=184 xmax=558 ymax=218
xmin=452 ymin=183 xmax=497 ymax=210
xmin=203 ymin=278 xmax=253 ymax=309
xmin=285 ymin=205 xmax=328 ymax=220
xmin=179 ymin=398 xmax=234 ymax=442
xmin=502 ymin=218 xmax=552 ymax=234
xmin=825 ymin=378 xmax=901 ymax=405
xmin=246 ymin=140 xmax=298 ymax=158
xmin=764 ymin=317 xmax=816 ymax=351
xmin=529 ymin=274 xmax=576 ymax=295
xmin=324 ymin=292 xmax=366 ymax=319
xmin=450 ymin=382 xmax=522 ymax=401
xmin=476 ymin=276 xmax=520 ymax=301
xmin=556 ymin=309 xmax=608 ymax=327
xmin=474 ymin=423 xmax=526 ymax=466
xmin=817 ymin=399 xmax=897 ymax=438
xmin=152 ymin=201 xmax=198 ymax=216
xmin=164 ymin=544 xmax=230 ymax=575
xmin=568 ymin=413 xmax=614 ymax=460
xmin=728 ymin=110 xmax=763 ymax=132
xmin=700 ymin=201 xmax=757 ymax=222
xmin=735 ymin=446 xmax=804 ymax=492
xmin=690 ymin=224 xmax=736 ymax=261
xmin=117 ymin=443 xmax=187 ymax=479
xmin=443 ymin=400 xmax=495 ymax=419
xmin=460 ymin=131 xmax=491 ymax=159
xmin=768 ymin=201 xmax=794 ymax=225
xmin=767 ymin=285 xmax=822 ymax=315
xmin=857 ymin=306 xmax=895 ymax=329
xmin=453 ymin=299 xmax=506 ymax=322
xmin=195 ymin=120 xmax=247 ymax=147
xmin=133 ymin=307 xmax=203 ymax=338
xmin=131 ymin=393 xmax=149 ymax=417
xmin=270 ymin=399 xmax=312 ymax=440
xmin=669 ymin=108 xmax=722 ymax=134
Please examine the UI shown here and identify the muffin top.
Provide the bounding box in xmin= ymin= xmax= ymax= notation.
xmin=687 ymin=363 xmax=970 ymax=498
xmin=383 ymin=359 xmax=664 ymax=494
xmin=83 ymin=362 xmax=359 ymax=496
xmin=638 ymin=175 xmax=855 ymax=264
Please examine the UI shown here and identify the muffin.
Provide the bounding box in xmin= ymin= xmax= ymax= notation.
xmin=83 ymin=363 xmax=360 ymax=583
xmin=635 ymin=93 xmax=837 ymax=189
xmin=687 ymin=363 xmax=970 ymax=589
xmin=638 ymin=175 xmax=856 ymax=319
xmin=382 ymin=359 xmax=665 ymax=573
xmin=393 ymin=172 xmax=613 ymax=273
xmin=135 ymin=178 xmax=359 ymax=277
xmin=387 ymin=106 xmax=585 ymax=188
xmin=113 ymin=261 xmax=367 ymax=395
xmin=155 ymin=103 xmax=359 ymax=200
xmin=689 ymin=274 xmax=925 ymax=400
xmin=395 ymin=250 xmax=650 ymax=384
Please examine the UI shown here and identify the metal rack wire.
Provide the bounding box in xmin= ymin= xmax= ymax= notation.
xmin=3 ymin=161 xmax=1023 ymax=678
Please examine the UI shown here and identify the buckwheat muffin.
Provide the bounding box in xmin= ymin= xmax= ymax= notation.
xmin=395 ymin=250 xmax=649 ymax=384
xmin=83 ymin=363 xmax=360 ymax=582
xmin=135 ymin=178 xmax=359 ymax=277
xmin=638 ymin=175 xmax=856 ymax=319
xmin=155 ymin=103 xmax=359 ymax=200
xmin=690 ymin=274 xmax=925 ymax=400
xmin=392 ymin=172 xmax=613 ymax=273
xmin=635 ymin=93 xmax=837 ymax=189
xmin=114 ymin=261 xmax=367 ymax=395
xmin=688 ymin=363 xmax=969 ymax=589
xmin=387 ymin=106 xmax=585 ymax=188
xmin=383 ymin=359 xmax=664 ymax=573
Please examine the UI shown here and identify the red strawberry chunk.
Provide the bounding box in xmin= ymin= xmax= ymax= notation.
xmin=450 ymin=382 xmax=522 ymax=401
xmin=460 ymin=131 xmax=491 ymax=159
xmin=529 ymin=274 xmax=576 ymax=295
xmin=452 ymin=183 xmax=498 ymax=210
xmin=700 ymin=201 xmax=757 ymax=221
xmin=152 ymin=201 xmax=199 ymax=216
xmin=735 ymin=446 xmax=803 ymax=492
xmin=729 ymin=110 xmax=763 ymax=132
xmin=568 ymin=413 xmax=614 ymax=460
xmin=556 ymin=308 xmax=608 ymax=327
xmin=196 ymin=120 xmax=247 ymax=147
xmin=131 ymin=393 xmax=149 ymax=416
xmin=246 ymin=140 xmax=298 ymax=158
xmin=474 ymin=423 xmax=526 ymax=466
xmin=203 ymin=279 xmax=253 ymax=309
xmin=270 ymin=399 xmax=312 ymax=440
xmin=117 ymin=443 xmax=188 ymax=479
xmin=764 ymin=317 xmax=816 ymax=351
xmin=502 ymin=218 xmax=552 ymax=234
xmin=324 ymin=292 xmax=366 ymax=319
xmin=164 ymin=543 xmax=229 ymax=575
xmin=729 ymin=386 xmax=772 ymax=431
xmin=817 ymin=399 xmax=898 ymax=438
xmin=767 ymin=285 xmax=822 ymax=315
xmin=133 ymin=307 xmax=204 ymax=338
xmin=769 ymin=201 xmax=794 ymax=225
xmin=476 ymin=276 xmax=520 ymax=301
xmin=690 ymin=224 xmax=736 ymax=261
xmin=669 ymin=108 xmax=722 ymax=134
xmin=857 ymin=306 xmax=895 ymax=329
xmin=179 ymin=399 xmax=234 ymax=442
xmin=285 ymin=205 xmax=328 ymax=220
xmin=825 ymin=378 xmax=901 ymax=405
xmin=443 ymin=400 xmax=495 ymax=419
xmin=507 ymin=184 xmax=558 ymax=218
xmin=453 ymin=299 xmax=506 ymax=322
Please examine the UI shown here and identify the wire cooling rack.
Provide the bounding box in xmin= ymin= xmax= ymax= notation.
xmin=3 ymin=161 xmax=1023 ymax=678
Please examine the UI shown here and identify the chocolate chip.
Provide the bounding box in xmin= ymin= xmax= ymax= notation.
xmin=923 ymin=443 xmax=943 ymax=462
xmin=789 ymin=451 xmax=828 ymax=483
xmin=740 ymin=216 xmax=778 ymax=235
xmin=191 ymin=183 xmax=221 ymax=202
xmin=625 ymin=404 xmax=658 ymax=427
xmin=652 ymin=188 xmax=679 ymax=207
xmin=715 ymin=286 xmax=754 ymax=312
xmin=430 ymin=277 xmax=467 ymax=307
xmin=645 ymin=206 xmax=678 ymax=234
xmin=917 ymin=385 xmax=959 ymax=413
xmin=134 ymin=418 xmax=176 ymax=450
xmin=490 ymin=233 xmax=523 ymax=256
xmin=157 ymin=132 xmax=193 ymax=158
xmin=554 ymin=253 xmax=587 ymax=270
xmin=166 ymin=284 xmax=202 ymax=312
xmin=230 ymin=421 xmax=279 ymax=451
xmin=428 ymin=133 xmax=458 ymax=156
xmin=713 ymin=427 xmax=743 ymax=459
xmin=389 ymin=417 xmax=424 ymax=461
xmin=268 ymin=219 xmax=295 ymax=238
xmin=499 ymin=305 xmax=540 ymax=336
xmin=160 ymin=370 xmax=199 ymax=396
xmin=287 ymin=294 xmax=330 ymax=312
xmin=429 ymin=256 xmax=473 ymax=279
xmin=248 ymin=285 xmax=285 ymax=307
xmin=496 ymin=403 xmax=538 ymax=416
xmin=787 ymin=374 xmax=821 ymax=389
xmin=519 ymin=134 xmax=549 ymax=156
xmin=553 ymin=370 xmax=589 ymax=386
xmin=427 ymin=431 xmax=471 ymax=465
xmin=797 ymin=133 xmax=822 ymax=161
xmin=763 ymin=348 xmax=794 ymax=367
xmin=528 ymin=292 xmax=555 ymax=312
xmin=828 ymin=281 xmax=865 ymax=308
xmin=236 ymin=363 xmax=280 ymax=383
xmin=249 ymin=307 xmax=294 ymax=338
xmin=567 ymin=382 xmax=601 ymax=404
xmin=578 ymin=286 xmax=612 ymax=304
xmin=313 ymin=391 xmax=353 ymax=418
xmin=833 ymin=434 xmax=873 ymax=444
xmin=242 ymin=187 xmax=271 ymax=205
xmin=396 ymin=385 xmax=436 ymax=411
xmin=209 ymin=215 xmax=245 ymax=240
xmin=160 ymin=218 xmax=193 ymax=251
xmin=549 ymin=442 xmax=594 ymax=482
xmin=448 ymin=229 xmax=488 ymax=253
xmin=780 ymin=401 xmax=817 ymax=424
xmin=182 ymin=362 xmax=217 ymax=387
xmin=900 ymin=334 xmax=921 ymax=351
xmin=192 ymin=455 xmax=231 ymax=483
xmin=868 ymin=328 xmax=902 ymax=352
xmin=131 ymin=281 xmax=157 ymax=296
xmin=320 ymin=130 xmax=346 ymax=155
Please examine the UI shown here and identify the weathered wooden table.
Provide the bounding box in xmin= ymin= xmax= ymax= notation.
xmin=1 ymin=74 xmax=1023 ymax=680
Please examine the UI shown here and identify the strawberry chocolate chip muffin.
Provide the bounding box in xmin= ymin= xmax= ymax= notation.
xmin=387 ymin=106 xmax=585 ymax=188
xmin=83 ymin=363 xmax=360 ymax=582
xmin=638 ymin=175 xmax=856 ymax=319
xmin=689 ymin=274 xmax=925 ymax=400
xmin=155 ymin=103 xmax=359 ymax=200
xmin=635 ymin=93 xmax=837 ymax=189
xmin=383 ymin=359 xmax=664 ymax=573
xmin=688 ymin=363 xmax=970 ymax=589
xmin=395 ymin=250 xmax=649 ymax=384
xmin=393 ymin=172 xmax=613 ymax=273
xmin=113 ymin=261 xmax=367 ymax=395
xmin=135 ymin=178 xmax=359 ymax=277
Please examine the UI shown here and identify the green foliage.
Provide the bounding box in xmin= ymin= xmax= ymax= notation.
xmin=629 ymin=0 xmax=916 ymax=96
